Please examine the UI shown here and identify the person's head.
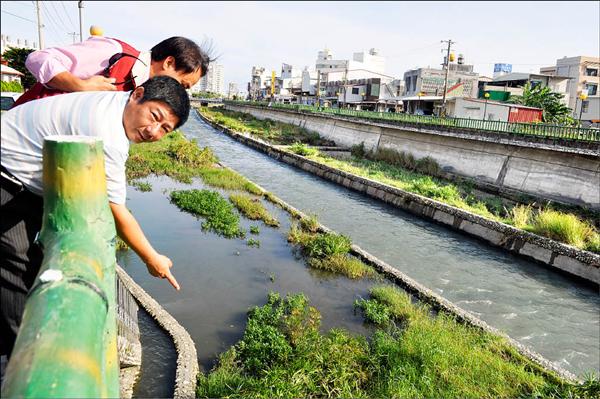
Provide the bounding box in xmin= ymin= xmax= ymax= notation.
xmin=149 ymin=36 xmax=211 ymax=89
xmin=123 ymin=76 xmax=190 ymax=143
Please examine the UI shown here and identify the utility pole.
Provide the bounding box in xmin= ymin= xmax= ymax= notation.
xmin=35 ymin=0 xmax=44 ymax=49
xmin=78 ymin=1 xmax=84 ymax=42
xmin=315 ymin=69 xmax=321 ymax=106
xmin=440 ymin=39 xmax=454 ymax=117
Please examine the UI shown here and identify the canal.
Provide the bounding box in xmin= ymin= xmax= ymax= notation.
xmin=119 ymin=112 xmax=598 ymax=395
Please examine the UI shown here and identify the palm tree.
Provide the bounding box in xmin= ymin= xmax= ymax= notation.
xmin=508 ymin=82 xmax=575 ymax=125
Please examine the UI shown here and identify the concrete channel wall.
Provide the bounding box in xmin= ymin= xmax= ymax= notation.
xmin=199 ymin=110 xmax=600 ymax=286
xmin=225 ymin=104 xmax=600 ymax=210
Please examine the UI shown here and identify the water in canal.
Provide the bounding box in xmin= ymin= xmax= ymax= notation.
xmin=120 ymin=112 xmax=599 ymax=395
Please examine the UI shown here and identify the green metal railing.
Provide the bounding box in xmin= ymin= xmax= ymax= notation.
xmin=225 ymin=100 xmax=600 ymax=143
xmin=1 ymin=137 xmax=119 ymax=398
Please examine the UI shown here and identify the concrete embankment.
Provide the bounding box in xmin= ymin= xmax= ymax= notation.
xmin=199 ymin=110 xmax=600 ymax=286
xmin=225 ymin=103 xmax=600 ymax=210
xmin=116 ymin=266 xmax=198 ymax=399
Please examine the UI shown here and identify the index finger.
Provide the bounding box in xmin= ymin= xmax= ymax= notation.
xmin=165 ymin=270 xmax=180 ymax=291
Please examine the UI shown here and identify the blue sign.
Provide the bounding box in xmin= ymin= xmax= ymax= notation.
xmin=494 ymin=63 xmax=512 ymax=73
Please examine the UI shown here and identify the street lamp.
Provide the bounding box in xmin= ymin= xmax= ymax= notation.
xmin=483 ymin=92 xmax=490 ymax=120
xmin=578 ymin=93 xmax=588 ymax=124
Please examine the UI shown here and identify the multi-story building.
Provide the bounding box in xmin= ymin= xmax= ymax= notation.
xmin=227 ymin=82 xmax=238 ymax=99
xmin=540 ymin=55 xmax=599 ymax=125
xmin=1 ymin=34 xmax=38 ymax=54
xmin=192 ymin=63 xmax=224 ymax=95
xmin=483 ymin=72 xmax=571 ymax=104
xmin=247 ymin=66 xmax=268 ymax=100
xmin=402 ymin=58 xmax=479 ymax=115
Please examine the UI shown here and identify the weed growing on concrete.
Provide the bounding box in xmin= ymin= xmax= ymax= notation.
xmin=197 ymin=290 xmax=596 ymax=398
xmin=299 ymin=213 xmax=319 ymax=233
xmin=170 ymin=189 xmax=244 ymax=238
xmin=130 ymin=180 xmax=152 ymax=192
xmin=198 ymin=167 xmax=262 ymax=195
xmin=531 ymin=209 xmax=598 ymax=251
xmin=511 ymin=204 xmax=533 ymax=228
xmin=229 ymin=194 xmax=279 ymax=227
xmin=289 ymin=142 xmax=318 ymax=156
xmin=309 ymin=254 xmax=376 ymax=279
xmin=249 ymin=225 xmax=260 ymax=235
xmin=247 ymin=238 xmax=260 ymax=248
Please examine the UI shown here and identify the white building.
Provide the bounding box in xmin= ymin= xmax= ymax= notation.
xmin=192 ymin=63 xmax=224 ymax=95
xmin=1 ymin=34 xmax=38 ymax=54
xmin=1 ymin=63 xmax=24 ymax=84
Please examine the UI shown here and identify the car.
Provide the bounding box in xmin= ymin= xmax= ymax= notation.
xmin=1 ymin=92 xmax=22 ymax=111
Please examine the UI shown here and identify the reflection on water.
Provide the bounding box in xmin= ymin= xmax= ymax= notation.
xmin=180 ymin=113 xmax=599 ymax=376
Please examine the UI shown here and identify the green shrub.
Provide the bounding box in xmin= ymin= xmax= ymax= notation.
xmin=170 ymin=189 xmax=244 ymax=238
xmin=1 ymin=80 xmax=23 ymax=92
xmin=304 ymin=233 xmax=352 ymax=258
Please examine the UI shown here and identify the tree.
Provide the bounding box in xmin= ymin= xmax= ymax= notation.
xmin=2 ymin=47 xmax=36 ymax=89
xmin=508 ymin=82 xmax=575 ymax=125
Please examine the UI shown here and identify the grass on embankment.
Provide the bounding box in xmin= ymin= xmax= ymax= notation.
xmin=199 ymin=106 xmax=335 ymax=146
xmin=197 ymin=290 xmax=599 ymax=398
xmin=288 ymin=218 xmax=376 ymax=279
xmin=200 ymin=107 xmax=600 ymax=253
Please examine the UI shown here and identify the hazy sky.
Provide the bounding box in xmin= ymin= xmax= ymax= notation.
xmin=2 ymin=1 xmax=599 ymax=92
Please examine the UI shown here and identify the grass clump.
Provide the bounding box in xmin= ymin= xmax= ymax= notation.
xmin=249 ymin=225 xmax=260 ymax=235
xmin=247 ymin=238 xmax=260 ymax=248
xmin=530 ymin=209 xmax=598 ymax=251
xmin=170 ymin=189 xmax=244 ymax=238
xmin=197 ymin=292 xmax=371 ymax=398
xmin=198 ymin=290 xmax=596 ymax=398
xmin=299 ymin=213 xmax=319 ymax=233
xmin=511 ymin=204 xmax=533 ymax=229
xmin=304 ymin=232 xmax=352 ymax=258
xmin=289 ymin=142 xmax=318 ymax=156
xmin=130 ymin=180 xmax=152 ymax=192
xmin=229 ymin=194 xmax=279 ymax=227
xmin=198 ymin=167 xmax=262 ymax=195
xmin=309 ymin=254 xmax=376 ymax=279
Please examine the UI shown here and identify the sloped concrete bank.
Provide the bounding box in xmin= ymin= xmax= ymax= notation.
xmin=116 ymin=266 xmax=198 ymax=399
xmin=225 ymin=103 xmax=600 ymax=210
xmin=229 ymin=166 xmax=579 ymax=383
xmin=199 ymin=110 xmax=600 ymax=286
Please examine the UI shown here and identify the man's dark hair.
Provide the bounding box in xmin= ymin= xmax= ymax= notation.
xmin=150 ymin=36 xmax=213 ymax=78
xmin=138 ymin=76 xmax=190 ymax=129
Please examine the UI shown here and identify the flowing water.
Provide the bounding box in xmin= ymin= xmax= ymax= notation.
xmin=120 ymin=113 xmax=599 ymax=395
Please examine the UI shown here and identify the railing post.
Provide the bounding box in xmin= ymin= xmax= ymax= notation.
xmin=1 ymin=136 xmax=119 ymax=398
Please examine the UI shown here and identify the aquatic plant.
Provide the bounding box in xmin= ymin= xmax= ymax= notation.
xmin=247 ymin=238 xmax=260 ymax=248
xmin=170 ymin=189 xmax=244 ymax=238
xmin=308 ymin=254 xmax=375 ymax=279
xmin=229 ymin=194 xmax=279 ymax=227
xmin=304 ymin=232 xmax=352 ymax=258
xmin=299 ymin=213 xmax=319 ymax=233
xmin=130 ymin=180 xmax=152 ymax=192
xmin=249 ymin=225 xmax=260 ymax=235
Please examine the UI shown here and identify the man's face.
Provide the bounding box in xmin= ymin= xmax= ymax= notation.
xmin=123 ymin=87 xmax=179 ymax=143
xmin=153 ymin=56 xmax=203 ymax=89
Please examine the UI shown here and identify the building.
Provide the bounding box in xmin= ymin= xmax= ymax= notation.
xmin=192 ymin=63 xmax=224 ymax=95
xmin=227 ymin=82 xmax=238 ymax=99
xmin=1 ymin=62 xmax=24 ymax=84
xmin=247 ymin=66 xmax=268 ymax=100
xmin=446 ymin=97 xmax=543 ymax=123
xmin=402 ymin=58 xmax=479 ymax=115
xmin=1 ymin=34 xmax=38 ymax=54
xmin=483 ymin=72 xmax=571 ymax=104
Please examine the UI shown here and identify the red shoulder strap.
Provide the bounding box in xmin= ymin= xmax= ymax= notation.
xmin=106 ymin=38 xmax=142 ymax=91
xmin=11 ymin=83 xmax=66 ymax=109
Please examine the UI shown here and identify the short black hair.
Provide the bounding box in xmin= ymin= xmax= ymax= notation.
xmin=138 ymin=76 xmax=190 ymax=129
xmin=150 ymin=36 xmax=212 ymax=78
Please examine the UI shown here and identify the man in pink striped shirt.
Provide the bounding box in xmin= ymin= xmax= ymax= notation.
xmin=15 ymin=35 xmax=210 ymax=106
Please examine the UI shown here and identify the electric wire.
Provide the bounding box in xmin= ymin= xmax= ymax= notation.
xmin=60 ymin=1 xmax=77 ymax=30
xmin=48 ymin=1 xmax=71 ymax=33
xmin=40 ymin=2 xmax=68 ymax=45
xmin=1 ymin=9 xmax=36 ymax=23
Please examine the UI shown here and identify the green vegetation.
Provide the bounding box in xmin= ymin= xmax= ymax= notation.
xmin=288 ymin=221 xmax=375 ymax=279
xmin=115 ymin=236 xmax=128 ymax=251
xmin=229 ymin=194 xmax=279 ymax=227
xmin=198 ymin=291 xmax=598 ymax=398
xmin=130 ymin=180 xmax=152 ymax=192
xmin=299 ymin=214 xmax=319 ymax=233
xmin=509 ymin=82 xmax=575 ymax=126
xmin=2 ymin=47 xmax=36 ymax=89
xmin=249 ymin=225 xmax=260 ymax=235
xmin=126 ymin=130 xmax=261 ymax=196
xmin=1 ymin=80 xmax=24 ymax=93
xmin=170 ymin=189 xmax=244 ymax=238
xmin=247 ymin=238 xmax=260 ymax=248
xmin=289 ymin=142 xmax=318 ymax=156
xmin=529 ymin=209 xmax=599 ymax=250
xmin=199 ymin=106 xmax=334 ymax=145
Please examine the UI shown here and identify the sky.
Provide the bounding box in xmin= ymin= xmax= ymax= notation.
xmin=2 ymin=1 xmax=599 ymax=94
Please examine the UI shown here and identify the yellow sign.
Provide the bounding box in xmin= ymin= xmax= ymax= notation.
xmin=271 ymin=71 xmax=276 ymax=96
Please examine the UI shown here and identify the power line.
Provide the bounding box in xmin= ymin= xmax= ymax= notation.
xmin=60 ymin=1 xmax=77 ymax=30
xmin=1 ymin=9 xmax=36 ymax=23
xmin=48 ymin=1 xmax=71 ymax=32
xmin=40 ymin=3 xmax=68 ymax=45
